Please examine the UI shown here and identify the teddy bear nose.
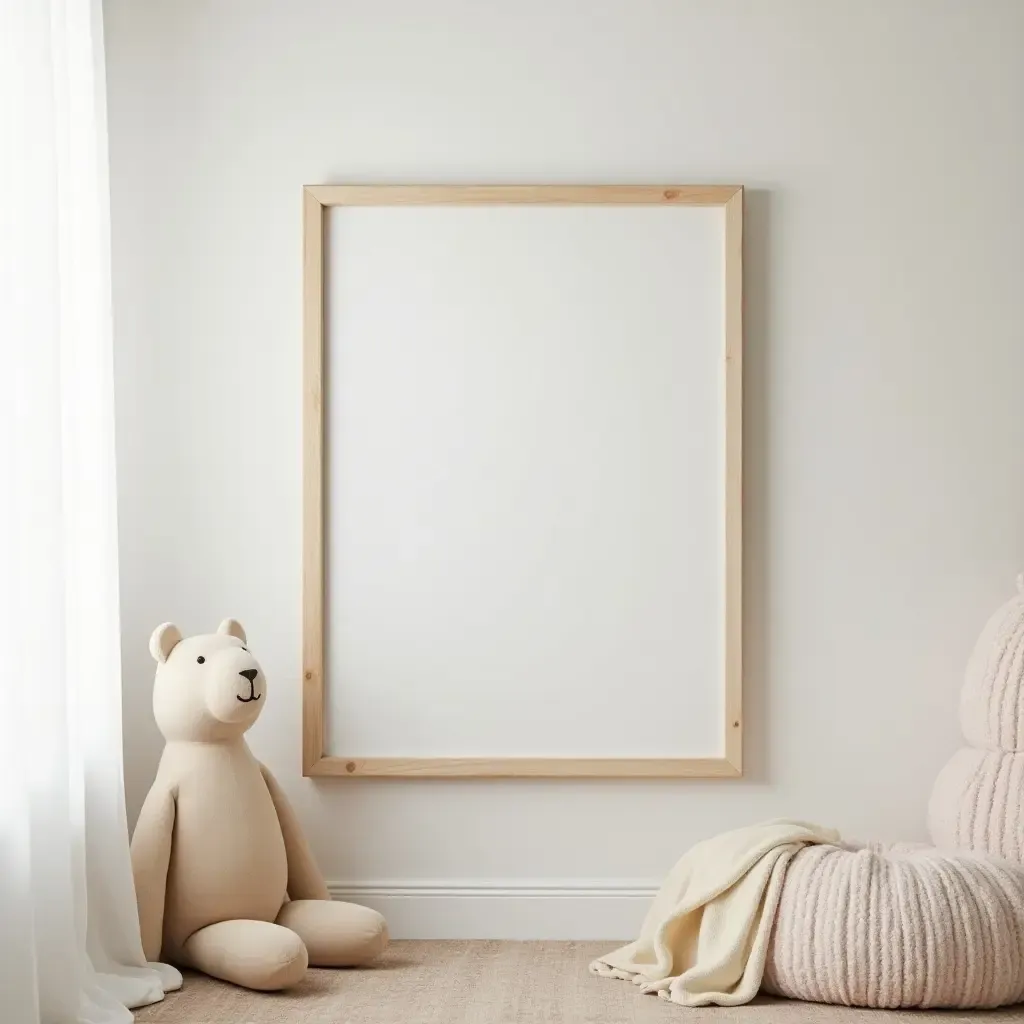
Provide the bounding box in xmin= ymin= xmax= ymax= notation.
xmin=239 ymin=668 xmax=258 ymax=683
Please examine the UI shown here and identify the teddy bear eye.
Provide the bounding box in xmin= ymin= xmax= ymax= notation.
xmin=241 ymin=647 xmax=247 ymax=652
xmin=196 ymin=656 xmax=206 ymax=664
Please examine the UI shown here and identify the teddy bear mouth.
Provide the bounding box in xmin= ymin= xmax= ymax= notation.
xmin=237 ymin=678 xmax=262 ymax=703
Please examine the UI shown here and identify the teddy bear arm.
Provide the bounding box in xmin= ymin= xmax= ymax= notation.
xmin=258 ymin=762 xmax=330 ymax=900
xmin=130 ymin=781 xmax=176 ymax=961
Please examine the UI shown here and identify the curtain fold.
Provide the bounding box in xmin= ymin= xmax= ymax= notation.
xmin=0 ymin=1 xmax=181 ymax=1021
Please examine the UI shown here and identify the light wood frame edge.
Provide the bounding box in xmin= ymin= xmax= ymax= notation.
xmin=302 ymin=188 xmax=326 ymax=774
xmin=723 ymin=188 xmax=743 ymax=774
xmin=302 ymin=184 xmax=743 ymax=779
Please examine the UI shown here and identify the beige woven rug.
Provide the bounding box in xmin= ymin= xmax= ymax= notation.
xmin=134 ymin=941 xmax=1024 ymax=1024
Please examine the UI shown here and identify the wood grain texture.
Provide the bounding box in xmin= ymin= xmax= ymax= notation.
xmin=302 ymin=188 xmax=325 ymax=775
xmin=723 ymin=187 xmax=744 ymax=774
xmin=301 ymin=184 xmax=744 ymax=779
xmin=305 ymin=184 xmax=741 ymax=207
xmin=308 ymin=756 xmax=742 ymax=779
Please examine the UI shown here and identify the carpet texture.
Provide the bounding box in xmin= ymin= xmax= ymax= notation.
xmin=134 ymin=941 xmax=1024 ymax=1023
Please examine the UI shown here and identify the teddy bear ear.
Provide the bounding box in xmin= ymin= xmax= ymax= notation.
xmin=150 ymin=622 xmax=183 ymax=663
xmin=218 ymin=618 xmax=247 ymax=643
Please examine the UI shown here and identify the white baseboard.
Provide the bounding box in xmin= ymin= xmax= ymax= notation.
xmin=327 ymin=880 xmax=658 ymax=940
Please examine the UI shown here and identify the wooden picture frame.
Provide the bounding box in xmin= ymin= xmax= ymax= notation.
xmin=302 ymin=185 xmax=743 ymax=779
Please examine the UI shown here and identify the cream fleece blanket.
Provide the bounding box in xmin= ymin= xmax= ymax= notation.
xmin=590 ymin=820 xmax=839 ymax=1007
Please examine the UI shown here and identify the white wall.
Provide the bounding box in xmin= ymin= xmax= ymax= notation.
xmin=104 ymin=0 xmax=1024 ymax=937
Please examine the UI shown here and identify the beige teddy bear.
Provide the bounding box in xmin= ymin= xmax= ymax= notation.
xmin=130 ymin=619 xmax=387 ymax=990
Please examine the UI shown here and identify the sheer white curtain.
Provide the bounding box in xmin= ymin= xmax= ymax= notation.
xmin=0 ymin=1 xmax=181 ymax=1021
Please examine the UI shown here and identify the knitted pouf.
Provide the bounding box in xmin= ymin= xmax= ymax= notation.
xmin=928 ymin=578 xmax=1024 ymax=862
xmin=763 ymin=841 xmax=1024 ymax=1009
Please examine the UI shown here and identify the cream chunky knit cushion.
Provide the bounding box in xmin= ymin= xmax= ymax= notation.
xmin=763 ymin=841 xmax=1024 ymax=1009
xmin=928 ymin=578 xmax=1024 ymax=861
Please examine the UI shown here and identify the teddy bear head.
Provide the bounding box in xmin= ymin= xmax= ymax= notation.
xmin=149 ymin=619 xmax=267 ymax=741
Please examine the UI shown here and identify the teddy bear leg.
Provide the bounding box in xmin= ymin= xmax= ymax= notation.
xmin=182 ymin=919 xmax=308 ymax=990
xmin=276 ymin=899 xmax=388 ymax=967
